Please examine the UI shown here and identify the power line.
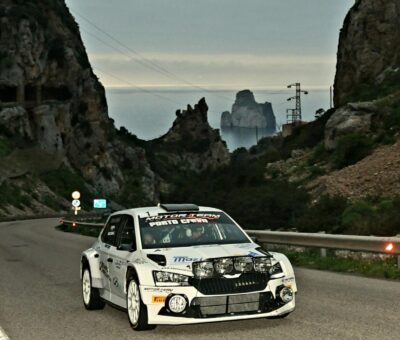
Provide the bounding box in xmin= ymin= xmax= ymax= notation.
xmin=93 ymin=66 xmax=180 ymax=105
xmin=71 ymin=9 xmax=232 ymax=101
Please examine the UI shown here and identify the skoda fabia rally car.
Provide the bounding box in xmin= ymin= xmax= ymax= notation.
xmin=80 ymin=204 xmax=297 ymax=330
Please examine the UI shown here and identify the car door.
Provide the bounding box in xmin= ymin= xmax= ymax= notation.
xmin=98 ymin=214 xmax=123 ymax=301
xmin=108 ymin=215 xmax=137 ymax=307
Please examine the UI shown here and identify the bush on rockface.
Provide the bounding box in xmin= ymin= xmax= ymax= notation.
xmin=332 ymin=133 xmax=373 ymax=169
xmin=341 ymin=197 xmax=400 ymax=236
xmin=40 ymin=166 xmax=93 ymax=207
xmin=296 ymin=195 xmax=348 ymax=233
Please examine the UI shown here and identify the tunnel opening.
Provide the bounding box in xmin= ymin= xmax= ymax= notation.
xmin=42 ymin=86 xmax=72 ymax=101
xmin=0 ymin=86 xmax=17 ymax=102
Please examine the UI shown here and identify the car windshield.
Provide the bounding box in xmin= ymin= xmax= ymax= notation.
xmin=139 ymin=211 xmax=250 ymax=249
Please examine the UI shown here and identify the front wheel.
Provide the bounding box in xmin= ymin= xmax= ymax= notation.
xmin=82 ymin=267 xmax=105 ymax=310
xmin=126 ymin=278 xmax=156 ymax=331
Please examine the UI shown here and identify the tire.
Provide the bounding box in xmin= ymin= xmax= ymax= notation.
xmin=267 ymin=312 xmax=290 ymax=319
xmin=82 ymin=267 xmax=105 ymax=310
xmin=126 ymin=277 xmax=156 ymax=331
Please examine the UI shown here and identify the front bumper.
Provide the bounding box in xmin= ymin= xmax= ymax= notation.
xmin=140 ymin=276 xmax=296 ymax=325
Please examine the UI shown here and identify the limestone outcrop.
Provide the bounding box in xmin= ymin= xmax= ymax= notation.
xmin=154 ymin=98 xmax=230 ymax=173
xmin=221 ymin=90 xmax=276 ymax=129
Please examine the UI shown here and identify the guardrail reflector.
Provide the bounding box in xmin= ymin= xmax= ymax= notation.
xmin=385 ymin=243 xmax=394 ymax=252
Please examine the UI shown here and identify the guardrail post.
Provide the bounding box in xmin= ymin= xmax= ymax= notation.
xmin=319 ymin=231 xmax=327 ymax=257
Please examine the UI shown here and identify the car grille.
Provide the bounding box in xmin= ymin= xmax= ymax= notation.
xmin=190 ymin=292 xmax=281 ymax=318
xmin=189 ymin=273 xmax=268 ymax=295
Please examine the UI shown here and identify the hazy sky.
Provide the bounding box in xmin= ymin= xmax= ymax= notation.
xmin=65 ymin=0 xmax=353 ymax=90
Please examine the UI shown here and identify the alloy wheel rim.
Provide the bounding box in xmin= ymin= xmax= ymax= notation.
xmin=127 ymin=281 xmax=140 ymax=325
xmin=82 ymin=270 xmax=91 ymax=305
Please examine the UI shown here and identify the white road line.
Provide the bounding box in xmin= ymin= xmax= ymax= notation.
xmin=0 ymin=326 xmax=10 ymax=340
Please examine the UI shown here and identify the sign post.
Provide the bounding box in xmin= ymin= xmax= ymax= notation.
xmin=93 ymin=199 xmax=107 ymax=209
xmin=71 ymin=191 xmax=81 ymax=215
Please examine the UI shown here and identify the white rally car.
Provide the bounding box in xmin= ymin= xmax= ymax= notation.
xmin=80 ymin=204 xmax=297 ymax=331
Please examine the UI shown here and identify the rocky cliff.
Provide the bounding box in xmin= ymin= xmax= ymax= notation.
xmin=0 ymin=0 xmax=126 ymax=194
xmin=0 ymin=0 xmax=229 ymax=215
xmin=147 ymin=98 xmax=230 ymax=182
xmin=264 ymin=0 xmax=400 ymax=202
xmin=221 ymin=90 xmax=276 ymax=129
xmin=334 ymin=0 xmax=400 ymax=106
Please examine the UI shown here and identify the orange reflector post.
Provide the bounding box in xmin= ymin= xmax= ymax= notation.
xmin=385 ymin=243 xmax=394 ymax=252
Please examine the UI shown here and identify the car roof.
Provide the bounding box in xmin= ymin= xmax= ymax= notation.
xmin=111 ymin=205 xmax=222 ymax=218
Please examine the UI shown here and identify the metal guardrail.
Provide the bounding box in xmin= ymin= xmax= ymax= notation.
xmin=60 ymin=219 xmax=400 ymax=257
xmin=247 ymin=230 xmax=400 ymax=256
xmin=0 ymin=212 xmax=108 ymax=223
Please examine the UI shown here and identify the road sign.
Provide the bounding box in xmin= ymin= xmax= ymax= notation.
xmin=72 ymin=200 xmax=81 ymax=207
xmin=72 ymin=191 xmax=81 ymax=200
xmin=93 ymin=199 xmax=107 ymax=209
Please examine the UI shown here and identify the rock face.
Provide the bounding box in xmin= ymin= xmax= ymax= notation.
xmin=155 ymin=98 xmax=230 ymax=173
xmin=334 ymin=0 xmax=400 ymax=107
xmin=312 ymin=141 xmax=400 ymax=199
xmin=324 ymin=102 xmax=375 ymax=150
xmin=0 ymin=0 xmax=230 ymax=214
xmin=221 ymin=90 xmax=276 ymax=129
xmin=0 ymin=0 xmax=126 ymax=195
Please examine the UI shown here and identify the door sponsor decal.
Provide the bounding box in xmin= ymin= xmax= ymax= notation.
xmin=99 ymin=261 xmax=111 ymax=281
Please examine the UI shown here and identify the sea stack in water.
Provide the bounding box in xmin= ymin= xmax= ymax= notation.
xmin=221 ymin=90 xmax=276 ymax=130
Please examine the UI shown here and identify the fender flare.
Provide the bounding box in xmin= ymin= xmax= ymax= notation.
xmin=81 ymin=249 xmax=104 ymax=289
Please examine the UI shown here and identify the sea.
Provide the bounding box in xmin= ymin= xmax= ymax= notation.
xmin=105 ymin=87 xmax=332 ymax=151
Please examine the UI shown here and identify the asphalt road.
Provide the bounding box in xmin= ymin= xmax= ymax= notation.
xmin=0 ymin=219 xmax=399 ymax=340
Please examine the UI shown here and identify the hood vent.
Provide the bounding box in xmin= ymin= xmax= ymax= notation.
xmin=147 ymin=254 xmax=166 ymax=266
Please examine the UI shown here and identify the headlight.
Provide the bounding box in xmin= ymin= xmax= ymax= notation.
xmin=214 ymin=258 xmax=234 ymax=275
xmin=153 ymin=271 xmax=189 ymax=286
xmin=269 ymin=262 xmax=283 ymax=275
xmin=193 ymin=261 xmax=214 ymax=278
xmin=234 ymin=256 xmax=253 ymax=272
xmin=253 ymin=257 xmax=272 ymax=273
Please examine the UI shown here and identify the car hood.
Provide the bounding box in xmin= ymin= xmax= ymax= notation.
xmin=143 ymin=243 xmax=270 ymax=274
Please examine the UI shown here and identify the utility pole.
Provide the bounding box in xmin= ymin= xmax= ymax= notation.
xmin=286 ymin=83 xmax=308 ymax=123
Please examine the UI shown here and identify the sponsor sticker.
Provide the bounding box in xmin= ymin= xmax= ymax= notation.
xmin=152 ymin=295 xmax=167 ymax=304
xmin=173 ymin=256 xmax=202 ymax=263
xmin=144 ymin=287 xmax=173 ymax=293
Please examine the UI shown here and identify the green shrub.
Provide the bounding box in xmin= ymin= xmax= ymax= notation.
xmin=341 ymin=197 xmax=400 ymax=236
xmin=0 ymin=182 xmax=31 ymax=209
xmin=0 ymin=137 xmax=12 ymax=158
xmin=41 ymin=194 xmax=64 ymax=211
xmin=342 ymin=200 xmax=374 ymax=224
xmin=40 ymin=166 xmax=92 ymax=207
xmin=296 ymin=195 xmax=348 ymax=233
xmin=332 ymin=133 xmax=373 ymax=169
xmin=308 ymin=143 xmax=329 ymax=165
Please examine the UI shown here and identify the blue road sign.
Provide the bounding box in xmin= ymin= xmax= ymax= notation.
xmin=93 ymin=199 xmax=107 ymax=209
